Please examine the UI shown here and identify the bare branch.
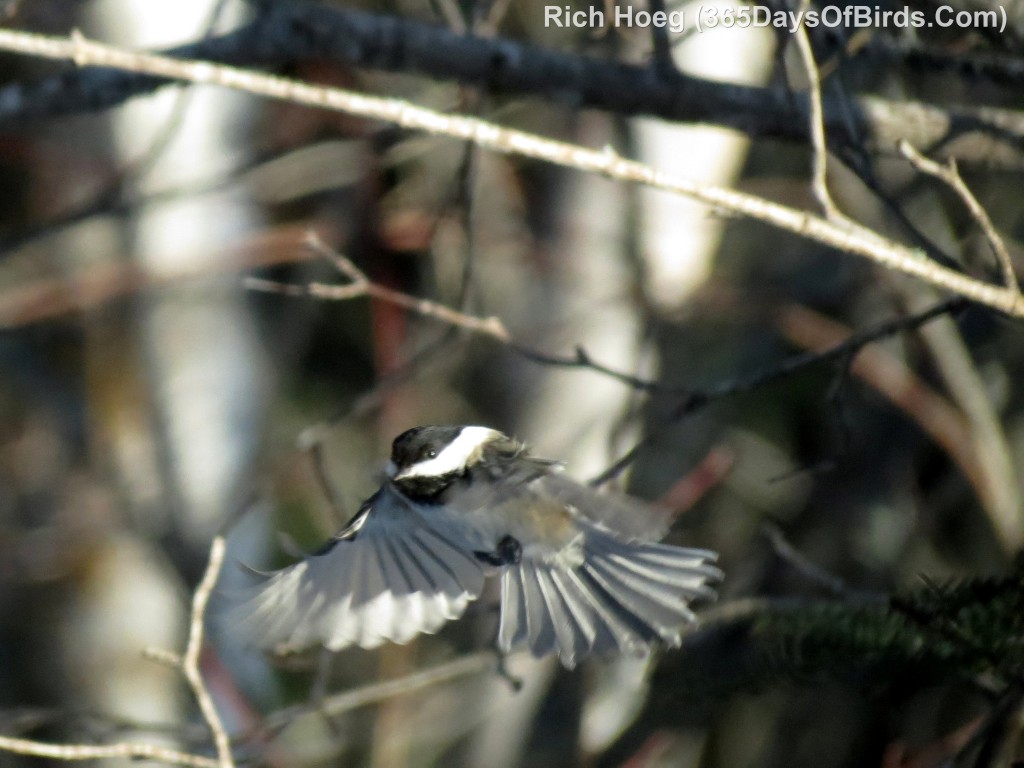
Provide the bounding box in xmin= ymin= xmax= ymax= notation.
xmin=0 ymin=4 xmax=1020 ymax=169
xmin=246 ymin=237 xmax=511 ymax=342
xmin=252 ymin=242 xmax=970 ymax=491
xmin=762 ymin=522 xmax=850 ymax=596
xmin=0 ymin=537 xmax=234 ymax=768
xmin=306 ymin=235 xmax=512 ymax=341
xmin=0 ymin=735 xmax=220 ymax=768
xmin=143 ymin=647 xmax=184 ymax=669
xmin=898 ymin=140 xmax=1020 ymax=294
xmin=0 ymin=27 xmax=1019 ymax=317
xmin=262 ymin=651 xmax=497 ymax=733
xmin=791 ymin=6 xmax=857 ymax=227
xmin=591 ymin=298 xmax=969 ymax=484
xmin=182 ymin=536 xmax=234 ymax=768
xmin=247 ymin=235 xmax=692 ymax=393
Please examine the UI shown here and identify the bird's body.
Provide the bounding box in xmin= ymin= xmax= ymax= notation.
xmin=238 ymin=425 xmax=721 ymax=668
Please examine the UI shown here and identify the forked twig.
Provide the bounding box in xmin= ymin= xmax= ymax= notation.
xmin=792 ymin=0 xmax=849 ymax=226
xmin=246 ymin=235 xmax=511 ymax=342
xmin=898 ymin=140 xmax=1019 ymax=294
xmin=0 ymin=536 xmax=233 ymax=768
xmin=182 ymin=536 xmax=234 ymax=768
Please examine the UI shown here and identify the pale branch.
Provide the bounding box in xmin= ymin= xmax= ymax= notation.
xmin=0 ymin=28 xmax=1019 ymax=318
xmin=143 ymin=647 xmax=184 ymax=669
xmin=792 ymin=5 xmax=855 ymax=227
xmin=245 ymin=236 xmax=694 ymax=394
xmin=0 ymin=537 xmax=233 ymax=768
xmin=305 ymin=235 xmax=511 ymax=341
xmin=898 ymin=140 xmax=1020 ymax=295
xmin=182 ymin=536 xmax=234 ymax=768
xmin=0 ymin=3 xmax=1021 ymax=169
xmin=0 ymin=735 xmax=220 ymax=768
xmin=261 ymin=651 xmax=497 ymax=734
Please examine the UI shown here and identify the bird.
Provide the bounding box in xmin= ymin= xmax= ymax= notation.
xmin=237 ymin=425 xmax=722 ymax=669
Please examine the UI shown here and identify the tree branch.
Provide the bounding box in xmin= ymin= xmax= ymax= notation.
xmin=0 ymin=3 xmax=1021 ymax=168
xmin=181 ymin=537 xmax=234 ymax=768
xmin=0 ymin=27 xmax=1019 ymax=318
xmin=0 ymin=536 xmax=233 ymax=768
xmin=0 ymin=735 xmax=220 ymax=768
xmin=591 ymin=298 xmax=969 ymax=484
xmin=898 ymin=140 xmax=1019 ymax=294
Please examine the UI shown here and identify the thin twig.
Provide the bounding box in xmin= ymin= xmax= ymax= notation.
xmin=0 ymin=27 xmax=1019 ymax=316
xmin=182 ymin=536 xmax=234 ymax=768
xmin=792 ymin=1 xmax=850 ymax=225
xmin=0 ymin=735 xmax=220 ymax=768
xmin=263 ymin=651 xmax=497 ymax=733
xmin=247 ymin=242 xmax=511 ymax=341
xmin=246 ymin=236 xmax=695 ymax=394
xmin=250 ymin=238 xmax=969 ymax=485
xmin=898 ymin=140 xmax=1020 ymax=294
xmin=143 ymin=647 xmax=184 ymax=668
xmin=0 ymin=540 xmax=231 ymax=767
xmin=646 ymin=0 xmax=676 ymax=77
xmin=591 ymin=297 xmax=968 ymax=483
xmin=762 ymin=521 xmax=850 ymax=596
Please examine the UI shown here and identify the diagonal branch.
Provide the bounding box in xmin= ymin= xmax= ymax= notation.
xmin=244 ymin=236 xmax=970 ymax=487
xmin=245 ymin=234 xmax=698 ymax=393
xmin=0 ymin=3 xmax=1021 ymax=169
xmin=591 ymin=298 xmax=969 ymax=484
xmin=0 ymin=27 xmax=1019 ymax=317
xmin=898 ymin=140 xmax=1020 ymax=294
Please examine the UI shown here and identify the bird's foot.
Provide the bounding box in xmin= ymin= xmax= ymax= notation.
xmin=495 ymin=651 xmax=523 ymax=692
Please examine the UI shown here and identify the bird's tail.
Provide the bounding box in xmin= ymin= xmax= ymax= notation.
xmin=498 ymin=524 xmax=720 ymax=668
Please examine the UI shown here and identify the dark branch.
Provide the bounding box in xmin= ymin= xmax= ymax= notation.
xmin=590 ymin=297 xmax=970 ymax=484
xmin=0 ymin=2 xmax=1022 ymax=167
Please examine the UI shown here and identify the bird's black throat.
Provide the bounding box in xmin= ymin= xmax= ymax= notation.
xmin=393 ymin=471 xmax=461 ymax=505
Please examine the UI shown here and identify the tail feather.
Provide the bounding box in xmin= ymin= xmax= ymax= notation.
xmin=607 ymin=547 xmax=720 ymax=599
xmin=498 ymin=564 xmax=528 ymax=650
xmin=584 ymin=556 xmax=698 ymax=645
xmin=520 ymin=561 xmax=558 ymax=655
xmin=547 ymin=569 xmax=600 ymax=659
xmin=499 ymin=525 xmax=720 ymax=667
xmin=532 ymin=563 xmax=589 ymax=663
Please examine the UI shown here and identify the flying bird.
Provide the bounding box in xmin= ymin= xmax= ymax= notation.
xmin=238 ymin=425 xmax=721 ymax=668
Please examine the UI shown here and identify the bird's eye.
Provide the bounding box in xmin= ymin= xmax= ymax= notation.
xmin=426 ymin=449 xmax=438 ymax=459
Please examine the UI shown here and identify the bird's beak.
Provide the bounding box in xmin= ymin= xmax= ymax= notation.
xmin=386 ymin=461 xmax=398 ymax=479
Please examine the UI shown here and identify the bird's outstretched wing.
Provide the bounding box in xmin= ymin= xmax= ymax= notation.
xmin=236 ymin=485 xmax=486 ymax=652
xmin=499 ymin=519 xmax=721 ymax=668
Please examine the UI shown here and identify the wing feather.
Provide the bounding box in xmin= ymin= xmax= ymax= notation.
xmin=236 ymin=486 xmax=485 ymax=652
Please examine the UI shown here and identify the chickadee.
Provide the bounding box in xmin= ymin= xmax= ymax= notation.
xmin=238 ymin=426 xmax=721 ymax=668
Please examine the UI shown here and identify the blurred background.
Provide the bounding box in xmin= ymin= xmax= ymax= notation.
xmin=0 ymin=0 xmax=1022 ymax=766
